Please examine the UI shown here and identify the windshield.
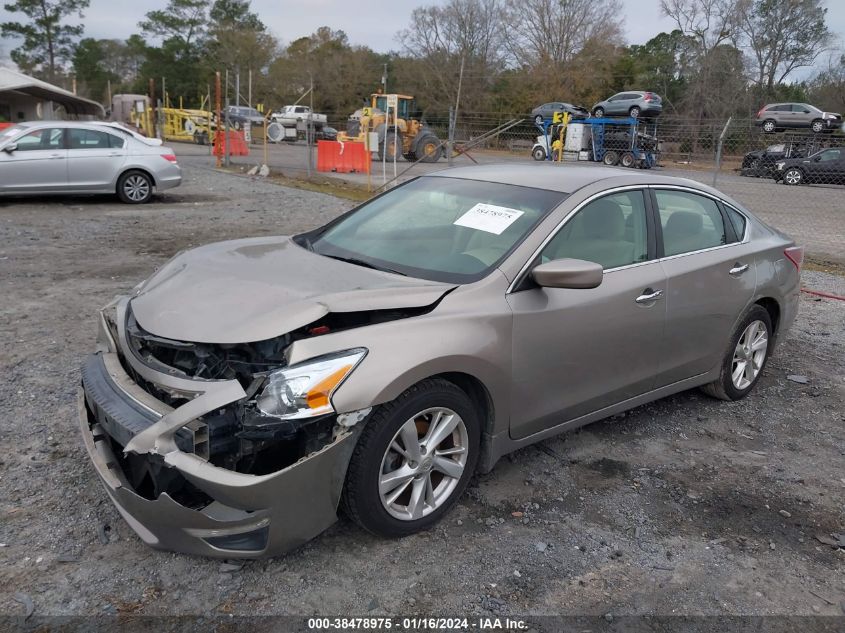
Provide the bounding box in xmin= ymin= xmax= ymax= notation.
xmin=301 ymin=176 xmax=566 ymax=283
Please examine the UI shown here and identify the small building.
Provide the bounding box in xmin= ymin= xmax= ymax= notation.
xmin=0 ymin=67 xmax=104 ymax=123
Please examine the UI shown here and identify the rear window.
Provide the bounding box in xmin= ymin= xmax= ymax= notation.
xmin=724 ymin=206 xmax=747 ymax=241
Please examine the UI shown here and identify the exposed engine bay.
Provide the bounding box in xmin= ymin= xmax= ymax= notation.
xmin=95 ymin=301 xmax=435 ymax=508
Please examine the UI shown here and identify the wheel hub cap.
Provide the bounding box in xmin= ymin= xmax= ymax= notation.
xmin=378 ymin=407 xmax=468 ymax=521
xmin=731 ymin=320 xmax=768 ymax=390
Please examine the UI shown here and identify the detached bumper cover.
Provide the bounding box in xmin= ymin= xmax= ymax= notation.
xmin=79 ymin=348 xmax=359 ymax=558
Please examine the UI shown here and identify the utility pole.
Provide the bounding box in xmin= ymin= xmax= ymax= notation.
xmin=248 ymin=68 xmax=252 ymax=108
xmin=381 ymin=63 xmax=387 ymax=94
xmin=215 ymin=72 xmax=222 ymax=167
xmin=235 ymin=68 xmax=240 ymax=107
xmin=307 ymin=73 xmax=313 ymax=178
xmin=448 ymin=57 xmax=465 ymax=167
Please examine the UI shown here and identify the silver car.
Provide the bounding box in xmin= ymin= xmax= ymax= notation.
xmin=592 ymin=91 xmax=663 ymax=118
xmin=756 ymin=103 xmax=842 ymax=134
xmin=79 ymin=164 xmax=801 ymax=557
xmin=0 ymin=121 xmax=181 ymax=203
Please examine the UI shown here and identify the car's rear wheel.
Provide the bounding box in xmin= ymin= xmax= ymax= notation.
xmin=701 ymin=305 xmax=772 ymax=401
xmin=342 ymin=378 xmax=480 ymax=537
xmin=593 ymin=107 xmax=605 ymax=118
xmin=762 ymin=119 xmax=776 ymax=133
xmin=117 ymin=170 xmax=153 ymax=204
xmin=620 ymin=151 xmax=636 ymax=167
xmin=783 ymin=167 xmax=804 ymax=185
xmin=603 ymin=150 xmax=619 ymax=166
xmin=532 ymin=146 xmax=546 ymax=161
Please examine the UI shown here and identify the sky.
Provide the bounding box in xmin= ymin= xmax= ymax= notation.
xmin=1 ymin=0 xmax=845 ymax=69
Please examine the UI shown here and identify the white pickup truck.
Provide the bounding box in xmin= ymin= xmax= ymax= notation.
xmin=267 ymin=105 xmax=328 ymax=142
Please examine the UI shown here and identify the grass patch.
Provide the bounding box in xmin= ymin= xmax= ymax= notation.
xmin=219 ymin=165 xmax=373 ymax=202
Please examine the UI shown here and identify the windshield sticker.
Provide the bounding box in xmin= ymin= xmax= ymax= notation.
xmin=453 ymin=204 xmax=524 ymax=235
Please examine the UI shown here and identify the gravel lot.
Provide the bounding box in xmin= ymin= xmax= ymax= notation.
xmin=1 ymin=164 xmax=843 ymax=622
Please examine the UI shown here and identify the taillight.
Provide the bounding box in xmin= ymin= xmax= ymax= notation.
xmin=161 ymin=154 xmax=178 ymax=163
xmin=784 ymin=246 xmax=804 ymax=271
xmin=644 ymin=92 xmax=653 ymax=102
xmin=756 ymin=107 xmax=765 ymax=118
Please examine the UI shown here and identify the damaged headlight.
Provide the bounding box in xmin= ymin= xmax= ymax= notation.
xmin=255 ymin=348 xmax=367 ymax=420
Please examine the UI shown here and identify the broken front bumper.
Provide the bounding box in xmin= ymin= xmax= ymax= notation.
xmin=78 ymin=300 xmax=359 ymax=558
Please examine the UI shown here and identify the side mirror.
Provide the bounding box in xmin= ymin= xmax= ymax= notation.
xmin=531 ymin=258 xmax=603 ymax=289
xmin=2 ymin=143 xmax=17 ymax=153
xmin=813 ymin=156 xmax=821 ymax=162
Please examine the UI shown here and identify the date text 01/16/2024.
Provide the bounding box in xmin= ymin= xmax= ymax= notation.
xmin=306 ymin=617 xmax=529 ymax=630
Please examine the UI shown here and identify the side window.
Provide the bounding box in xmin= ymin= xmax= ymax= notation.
xmin=724 ymin=206 xmax=747 ymax=242
xmin=655 ymin=190 xmax=726 ymax=256
xmin=540 ymin=190 xmax=649 ymax=270
xmin=792 ymin=104 xmax=810 ymax=113
xmin=817 ymin=149 xmax=840 ymax=162
xmin=108 ymin=133 xmax=126 ymax=149
xmin=13 ymin=127 xmax=64 ymax=151
xmin=69 ymin=128 xmax=114 ymax=149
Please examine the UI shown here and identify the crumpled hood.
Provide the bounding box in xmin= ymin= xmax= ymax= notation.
xmin=130 ymin=236 xmax=454 ymax=343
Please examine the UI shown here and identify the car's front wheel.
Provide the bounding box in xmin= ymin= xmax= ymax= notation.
xmin=342 ymin=379 xmax=480 ymax=537
xmin=532 ymin=146 xmax=547 ymax=161
xmin=701 ymin=305 xmax=772 ymax=401
xmin=783 ymin=167 xmax=804 ymax=185
xmin=117 ymin=170 xmax=153 ymax=204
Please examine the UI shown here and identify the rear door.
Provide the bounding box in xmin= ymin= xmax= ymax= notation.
xmin=651 ymin=188 xmax=756 ymax=386
xmin=0 ymin=126 xmax=67 ymax=193
xmin=67 ymin=128 xmax=127 ymax=189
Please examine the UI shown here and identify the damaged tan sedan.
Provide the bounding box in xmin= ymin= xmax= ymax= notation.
xmin=80 ymin=164 xmax=802 ymax=558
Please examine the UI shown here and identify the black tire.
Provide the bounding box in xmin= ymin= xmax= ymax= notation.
xmin=593 ymin=107 xmax=605 ymax=118
xmin=532 ymin=146 xmax=546 ymax=161
xmin=341 ymin=378 xmax=480 ymax=537
xmin=629 ymin=106 xmax=641 ymax=118
xmin=116 ymin=170 xmax=153 ymax=204
xmin=783 ymin=167 xmax=804 ymax=185
xmin=811 ymin=119 xmax=825 ymax=134
xmin=620 ymin=151 xmax=636 ymax=167
xmin=379 ymin=131 xmax=402 ymax=161
xmin=700 ymin=305 xmax=773 ymax=401
xmin=416 ymin=135 xmax=442 ymax=163
xmin=762 ymin=119 xmax=776 ymax=133
xmin=533 ymin=114 xmax=544 ymax=126
xmin=602 ymin=150 xmax=619 ymax=166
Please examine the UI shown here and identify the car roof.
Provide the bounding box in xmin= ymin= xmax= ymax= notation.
xmin=427 ymin=163 xmax=720 ymax=196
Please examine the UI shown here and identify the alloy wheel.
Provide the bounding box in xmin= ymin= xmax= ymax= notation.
xmin=784 ymin=169 xmax=802 ymax=185
xmin=378 ymin=407 xmax=468 ymax=521
xmin=731 ymin=320 xmax=768 ymax=390
xmin=123 ymin=175 xmax=151 ymax=202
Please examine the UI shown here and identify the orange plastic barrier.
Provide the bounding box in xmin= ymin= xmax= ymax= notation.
xmin=317 ymin=140 xmax=370 ymax=173
xmin=213 ymin=130 xmax=249 ymax=156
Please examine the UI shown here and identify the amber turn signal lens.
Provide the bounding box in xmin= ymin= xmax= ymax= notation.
xmin=306 ymin=365 xmax=353 ymax=409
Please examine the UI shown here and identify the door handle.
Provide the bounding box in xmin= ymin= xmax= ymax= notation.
xmin=729 ymin=263 xmax=749 ymax=276
xmin=109 ymin=152 xmax=122 ymax=157
xmin=48 ymin=153 xmax=64 ymax=159
xmin=635 ymin=288 xmax=663 ymax=304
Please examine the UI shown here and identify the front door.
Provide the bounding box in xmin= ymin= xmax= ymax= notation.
xmin=508 ymin=189 xmax=666 ymax=440
xmin=0 ymin=126 xmax=67 ymax=192
xmin=803 ymin=148 xmax=842 ymax=184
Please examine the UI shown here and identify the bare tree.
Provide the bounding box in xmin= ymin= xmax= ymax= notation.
xmin=737 ymin=0 xmax=831 ymax=94
xmin=504 ymin=0 xmax=623 ymax=67
xmin=661 ymin=0 xmax=744 ymax=121
xmin=396 ymin=0 xmax=507 ymax=110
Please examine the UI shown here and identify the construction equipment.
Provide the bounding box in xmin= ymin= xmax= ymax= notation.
xmin=338 ymin=93 xmax=443 ymax=162
xmin=160 ymin=107 xmax=215 ymax=145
